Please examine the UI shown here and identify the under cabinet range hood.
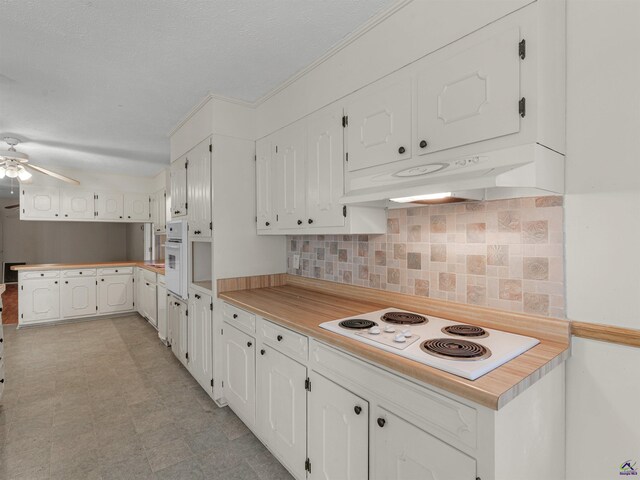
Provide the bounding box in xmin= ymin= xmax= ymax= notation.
xmin=340 ymin=143 xmax=564 ymax=206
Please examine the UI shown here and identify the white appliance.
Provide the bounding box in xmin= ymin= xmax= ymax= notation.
xmin=320 ymin=307 xmax=539 ymax=380
xmin=165 ymin=219 xmax=188 ymax=300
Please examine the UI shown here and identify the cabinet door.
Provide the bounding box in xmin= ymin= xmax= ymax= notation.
xmin=168 ymin=299 xmax=181 ymax=352
xmin=346 ymin=76 xmax=412 ymax=172
xmin=154 ymin=190 xmax=167 ymax=234
xmin=306 ymin=105 xmax=346 ymax=229
xmin=142 ymin=280 xmax=157 ymax=327
xmin=170 ymin=156 xmax=188 ymax=217
xmin=61 ymin=277 xmax=97 ymax=318
xmin=95 ymin=193 xmax=124 ymax=220
xmin=61 ymin=190 xmax=95 ymax=220
xmin=372 ymin=406 xmax=476 ymax=480
xmin=223 ymin=323 xmax=256 ymax=427
xmin=98 ymin=275 xmax=133 ymax=314
xmin=187 ymin=139 xmax=212 ymax=238
xmin=188 ymin=292 xmax=213 ymax=391
xmin=157 ymin=283 xmax=168 ymax=343
xmin=136 ymin=269 xmax=144 ymax=316
xmin=308 ymin=373 xmax=369 ymax=480
xmin=256 ymin=137 xmax=276 ymax=231
xmin=21 ymin=186 xmax=60 ymax=219
xmin=274 ymin=122 xmax=307 ymax=229
xmin=416 ymin=27 xmax=521 ymax=155
xmin=19 ymin=279 xmax=60 ymax=323
xmin=257 ymin=346 xmax=307 ymax=480
xmin=124 ymin=193 xmax=150 ymax=221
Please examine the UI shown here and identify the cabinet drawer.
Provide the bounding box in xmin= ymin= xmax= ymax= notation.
xmin=63 ymin=269 xmax=96 ymax=278
xmin=310 ymin=340 xmax=478 ymax=450
xmin=259 ymin=318 xmax=308 ymax=362
xmin=98 ymin=267 xmax=133 ymax=276
xmin=223 ymin=303 xmax=255 ymax=335
xmin=20 ymin=271 xmax=59 ymax=280
xmin=141 ymin=268 xmax=157 ymax=284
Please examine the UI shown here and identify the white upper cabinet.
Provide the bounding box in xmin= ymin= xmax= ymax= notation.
xmin=124 ymin=193 xmax=150 ymax=221
xmin=274 ymin=122 xmax=307 ymax=229
xmin=416 ymin=27 xmax=521 ymax=155
xmin=21 ymin=186 xmax=60 ymax=219
xmin=151 ymin=189 xmax=167 ymax=234
xmin=61 ymin=190 xmax=95 ymax=220
xmin=187 ymin=138 xmax=212 ymax=238
xmin=306 ymin=105 xmax=346 ymax=229
xmin=345 ymin=75 xmax=412 ymax=172
xmin=256 ymin=137 xmax=276 ymax=231
xmin=170 ymin=155 xmax=188 ymax=217
xmin=95 ymin=192 xmax=124 ymax=220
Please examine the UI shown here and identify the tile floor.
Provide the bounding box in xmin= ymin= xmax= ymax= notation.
xmin=0 ymin=315 xmax=294 ymax=480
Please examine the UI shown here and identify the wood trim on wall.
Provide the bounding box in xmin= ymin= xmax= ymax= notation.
xmin=216 ymin=273 xmax=286 ymax=294
xmin=571 ymin=321 xmax=640 ymax=348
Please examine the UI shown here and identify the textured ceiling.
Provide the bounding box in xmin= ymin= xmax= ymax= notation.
xmin=0 ymin=0 xmax=394 ymax=188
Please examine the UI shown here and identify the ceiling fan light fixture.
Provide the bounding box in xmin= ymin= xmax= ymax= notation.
xmin=0 ymin=165 xmax=5 ymax=179
xmin=5 ymin=165 xmax=19 ymax=178
xmin=18 ymin=166 xmax=32 ymax=181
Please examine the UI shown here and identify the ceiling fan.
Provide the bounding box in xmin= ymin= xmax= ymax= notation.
xmin=0 ymin=137 xmax=80 ymax=185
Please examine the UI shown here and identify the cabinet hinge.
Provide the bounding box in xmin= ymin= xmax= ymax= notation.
xmin=221 ymin=328 xmax=224 ymax=335
xmin=185 ymin=159 xmax=189 ymax=168
xmin=254 ymin=155 xmax=257 ymax=161
xmin=210 ymin=303 xmax=213 ymax=311
xmin=209 ymin=221 xmax=212 ymax=230
xmin=305 ymin=458 xmax=311 ymax=473
xmin=185 ymin=309 xmax=188 ymax=317
xmin=185 ymin=352 xmax=189 ymax=360
xmin=185 ymin=202 xmax=188 ymax=210
xmin=343 ymin=205 xmax=347 ymax=218
xmin=275 ymin=146 xmax=278 ymax=153
xmin=519 ymin=97 xmax=526 ymax=118
xmin=305 ymin=377 xmax=311 ymax=392
xmin=342 ymin=115 xmax=348 ymax=128
xmin=21 ymin=285 xmax=23 ymax=291
xmin=210 ymin=379 xmax=214 ymax=387
xmin=519 ymin=38 xmax=526 ymax=59
xmin=209 ymin=144 xmax=212 ymax=153
xmin=345 ymin=152 xmax=348 ymax=162
xmin=96 ymin=306 xmax=98 ymax=310
xmin=221 ymin=380 xmax=224 ymax=387
xmin=95 ymin=281 xmax=97 ymax=285
xmin=21 ymin=313 xmax=23 ymax=318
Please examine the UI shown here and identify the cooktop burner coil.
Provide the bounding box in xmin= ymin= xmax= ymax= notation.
xmin=442 ymin=325 xmax=489 ymax=338
xmin=381 ymin=311 xmax=428 ymax=325
xmin=339 ymin=319 xmax=377 ymax=330
xmin=420 ymin=338 xmax=491 ymax=361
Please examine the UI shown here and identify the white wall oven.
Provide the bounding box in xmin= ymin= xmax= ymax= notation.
xmin=165 ymin=219 xmax=188 ymax=300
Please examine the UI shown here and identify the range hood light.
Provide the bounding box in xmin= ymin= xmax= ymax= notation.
xmin=390 ymin=192 xmax=453 ymax=203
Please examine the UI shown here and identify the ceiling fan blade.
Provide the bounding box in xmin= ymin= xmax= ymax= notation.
xmin=24 ymin=163 xmax=80 ymax=185
xmin=4 ymin=204 xmax=19 ymax=209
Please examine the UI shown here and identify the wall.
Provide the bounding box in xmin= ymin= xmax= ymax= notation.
xmin=564 ymin=1 xmax=640 ymax=479
xmin=125 ymin=223 xmax=146 ymax=261
xmin=288 ymin=196 xmax=564 ymax=317
xmin=0 ymin=199 xmax=128 ymax=277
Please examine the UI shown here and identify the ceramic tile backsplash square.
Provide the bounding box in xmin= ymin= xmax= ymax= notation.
xmin=287 ymin=196 xmax=565 ymax=318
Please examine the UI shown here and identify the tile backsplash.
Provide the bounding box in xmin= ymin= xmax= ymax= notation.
xmin=287 ymin=196 xmax=565 ymax=318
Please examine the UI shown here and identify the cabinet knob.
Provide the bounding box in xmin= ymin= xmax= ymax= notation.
xmin=119 ymin=216 xmax=123 ymax=219
xmin=354 ymin=405 xmax=362 ymax=415
xmin=265 ymin=222 xmax=270 ymax=227
xmin=0 ymin=379 xmax=4 ymax=384
xmin=79 ymin=272 xmax=83 ymax=275
xmin=195 ymin=294 xmax=201 ymax=299
xmin=55 ymin=214 xmax=58 ymax=217
xmin=419 ymin=140 xmax=428 ymax=149
xmin=308 ymin=219 xmax=313 ymax=224
xmin=277 ymin=335 xmax=283 ymax=342
xmin=247 ymin=341 xmax=252 ymax=348
xmin=101 ymin=279 xmax=105 ymax=282
xmin=297 ymin=220 xmax=302 ymax=225
xmin=398 ymin=146 xmax=406 ymax=154
xmin=0 ymin=338 xmax=3 ymax=343
xmin=65 ymin=281 xmax=69 ymax=284
xmin=233 ymin=314 xmax=238 ymax=319
xmin=127 ymin=216 xmax=131 ymax=219
xmin=64 ymin=214 xmax=68 ymax=217
xmin=146 ymin=283 xmax=150 ymax=286
xmin=40 ymin=273 xmax=44 ymax=276
xmin=260 ymin=349 xmax=266 ymax=355
xmin=54 ymin=281 xmax=58 ymax=284
xmin=377 ymin=417 xmax=386 ymax=428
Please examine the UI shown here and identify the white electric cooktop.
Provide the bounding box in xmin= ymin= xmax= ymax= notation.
xmin=319 ymin=308 xmax=540 ymax=380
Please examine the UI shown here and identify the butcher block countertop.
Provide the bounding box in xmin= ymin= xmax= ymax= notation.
xmin=219 ymin=274 xmax=570 ymax=410
xmin=11 ymin=261 xmax=165 ymax=275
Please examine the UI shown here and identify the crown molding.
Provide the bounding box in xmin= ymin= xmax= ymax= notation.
xmin=168 ymin=0 xmax=413 ymax=137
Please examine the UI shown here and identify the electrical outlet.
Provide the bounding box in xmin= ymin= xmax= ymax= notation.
xmin=293 ymin=254 xmax=300 ymax=269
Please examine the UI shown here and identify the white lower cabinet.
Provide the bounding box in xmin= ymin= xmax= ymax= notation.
xmin=256 ymin=345 xmax=307 ymax=480
xmin=169 ymin=297 xmax=188 ymax=367
xmin=98 ymin=273 xmax=134 ymax=314
xmin=19 ymin=277 xmax=60 ymax=324
xmin=61 ymin=275 xmax=97 ymax=318
xmin=371 ymin=406 xmax=476 ymax=480
xmin=222 ymin=323 xmax=256 ymax=428
xmin=157 ymin=279 xmax=168 ymax=344
xmin=307 ymin=372 xmax=369 ymax=480
xmin=188 ymin=290 xmax=213 ymax=392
